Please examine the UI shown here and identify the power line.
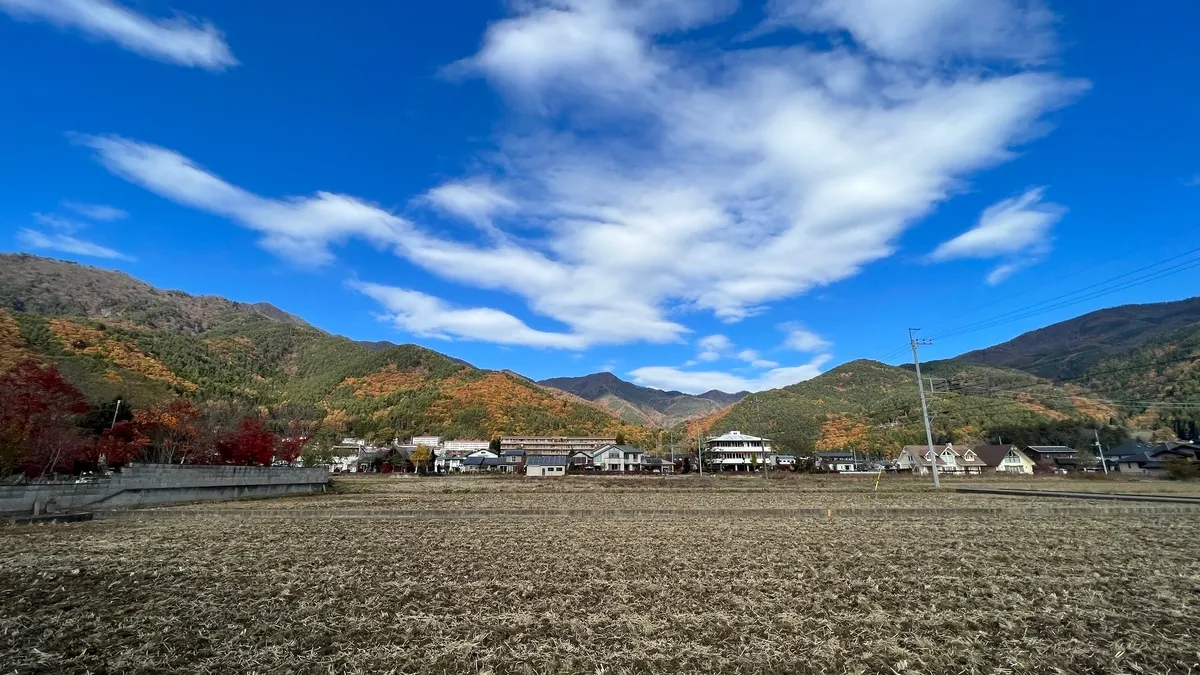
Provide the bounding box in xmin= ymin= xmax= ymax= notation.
xmin=922 ymin=223 xmax=1200 ymax=331
xmin=938 ymin=353 xmax=1200 ymax=396
xmin=932 ymin=256 xmax=1200 ymax=342
xmin=929 ymin=246 xmax=1200 ymax=342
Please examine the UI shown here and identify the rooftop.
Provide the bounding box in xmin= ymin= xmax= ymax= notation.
xmin=709 ymin=431 xmax=767 ymax=442
xmin=527 ymin=456 xmax=571 ymax=466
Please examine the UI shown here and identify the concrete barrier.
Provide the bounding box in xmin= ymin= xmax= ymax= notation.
xmin=0 ymin=464 xmax=330 ymax=516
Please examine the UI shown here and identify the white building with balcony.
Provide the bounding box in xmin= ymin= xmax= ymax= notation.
xmin=705 ymin=431 xmax=772 ymax=471
xmin=442 ymin=439 xmax=491 ymax=455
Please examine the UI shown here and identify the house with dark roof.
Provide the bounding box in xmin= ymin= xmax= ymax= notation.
xmin=971 ymin=445 xmax=1037 ymax=474
xmin=501 ymin=448 xmax=526 ymax=473
xmin=640 ymin=456 xmax=674 ymax=474
xmin=1026 ymin=445 xmax=1078 ymax=473
xmin=462 ymin=456 xmax=506 ymax=472
xmin=1116 ymin=444 xmax=1196 ymax=477
xmin=814 ymin=451 xmax=856 ymax=472
xmin=525 ymin=455 xmax=571 ymax=477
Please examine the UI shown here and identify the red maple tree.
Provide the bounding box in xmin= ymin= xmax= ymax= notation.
xmin=0 ymin=360 xmax=88 ymax=479
xmin=216 ymin=416 xmax=278 ymax=466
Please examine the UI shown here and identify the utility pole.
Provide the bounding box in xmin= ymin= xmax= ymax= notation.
xmin=1094 ymin=429 xmax=1109 ymax=475
xmin=909 ymin=329 xmax=940 ymax=489
xmin=110 ymin=399 xmax=122 ymax=429
xmin=697 ymin=432 xmax=703 ymax=477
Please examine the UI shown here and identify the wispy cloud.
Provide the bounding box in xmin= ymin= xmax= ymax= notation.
xmin=353 ymin=281 xmax=589 ymax=349
xmin=0 ymin=0 xmax=236 ymax=70
xmin=422 ymin=179 xmax=516 ymax=240
xmin=631 ymin=354 xmax=831 ymax=394
xmin=83 ymin=0 xmax=1084 ymax=350
xmin=63 ymin=201 xmax=128 ymax=221
xmin=696 ymin=334 xmax=733 ymax=362
xmin=33 ymin=212 xmax=87 ymax=233
xmin=766 ymin=0 xmax=1057 ymax=64
xmin=930 ymin=187 xmax=1066 ymax=284
xmin=17 ymin=229 xmax=132 ymax=260
xmin=736 ymin=349 xmax=779 ymax=369
xmin=780 ymin=323 xmax=831 ymax=352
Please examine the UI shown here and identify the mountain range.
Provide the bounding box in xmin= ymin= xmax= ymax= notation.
xmin=3 ymin=253 xmax=1197 ymax=454
xmin=0 ymin=254 xmax=649 ymax=446
xmin=538 ymin=372 xmax=748 ymax=426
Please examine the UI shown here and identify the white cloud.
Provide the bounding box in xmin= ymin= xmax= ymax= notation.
xmin=82 ymin=134 xmax=688 ymax=348
xmin=767 ymin=0 xmax=1057 ymax=64
xmin=930 ymin=187 xmax=1065 ymax=283
xmin=63 ymin=201 xmax=128 ymax=221
xmin=17 ymin=229 xmax=132 ymax=260
xmin=77 ymin=135 xmax=410 ymax=265
xmin=84 ymin=0 xmax=1085 ymax=350
xmin=781 ymin=323 xmax=831 ymax=352
xmin=737 ymin=349 xmax=779 ymax=369
xmin=423 ymin=179 xmax=516 ymax=239
xmin=697 ymin=334 xmax=732 ymax=361
xmin=600 ymin=362 xmax=617 ymax=373
xmin=631 ymin=354 xmax=831 ymax=394
xmin=33 ymin=212 xmax=86 ymax=233
xmin=353 ymin=281 xmax=587 ymax=349
xmin=0 ymin=0 xmax=236 ymax=70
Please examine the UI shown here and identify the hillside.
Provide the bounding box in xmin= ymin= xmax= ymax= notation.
xmin=956 ymin=296 xmax=1200 ymax=379
xmin=0 ymin=253 xmax=315 ymax=334
xmin=538 ymin=372 xmax=747 ymax=426
xmin=689 ymin=359 xmax=1117 ymax=457
xmin=0 ymin=255 xmax=646 ymax=445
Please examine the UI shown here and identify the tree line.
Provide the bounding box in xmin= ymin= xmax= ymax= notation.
xmin=0 ymin=359 xmax=321 ymax=482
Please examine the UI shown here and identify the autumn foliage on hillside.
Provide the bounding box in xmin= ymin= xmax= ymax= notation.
xmin=0 ymin=359 xmax=315 ymax=480
xmin=49 ymin=319 xmax=197 ymax=391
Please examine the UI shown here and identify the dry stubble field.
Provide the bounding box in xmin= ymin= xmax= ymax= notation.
xmin=3 ymin=475 xmax=1200 ymax=674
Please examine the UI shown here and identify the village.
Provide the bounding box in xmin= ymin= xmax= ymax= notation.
xmin=327 ymin=431 xmax=1200 ymax=479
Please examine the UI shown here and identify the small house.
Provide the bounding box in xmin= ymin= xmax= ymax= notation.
xmin=815 ymin=451 xmax=856 ymax=472
xmin=526 ymin=455 xmax=570 ymax=477
xmin=640 ymin=456 xmax=674 ymax=474
xmin=971 ymin=445 xmax=1037 ymax=474
xmin=1026 ymin=445 xmax=1078 ymax=472
xmin=895 ymin=446 xmax=950 ymax=475
xmin=772 ymin=455 xmax=796 ymax=469
xmin=588 ymin=444 xmax=645 ymax=472
xmin=502 ymin=449 xmax=526 ymax=473
xmin=462 ymin=456 xmax=506 ymax=472
xmin=1117 ymin=444 xmax=1195 ymax=478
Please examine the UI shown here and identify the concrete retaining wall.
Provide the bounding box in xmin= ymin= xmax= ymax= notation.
xmin=0 ymin=464 xmax=330 ymax=516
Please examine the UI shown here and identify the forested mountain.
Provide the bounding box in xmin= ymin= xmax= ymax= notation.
xmin=0 ymin=255 xmax=646 ymax=445
xmin=6 ymin=254 xmax=1196 ymax=456
xmin=538 ymin=372 xmax=747 ymax=426
xmin=689 ymin=359 xmax=1122 ymax=457
xmin=956 ymin=296 xmax=1200 ymax=379
xmin=0 ymin=253 xmax=315 ymax=334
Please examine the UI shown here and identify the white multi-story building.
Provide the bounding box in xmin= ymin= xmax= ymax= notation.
xmin=442 ymin=439 xmax=491 ymax=455
xmin=411 ymin=435 xmax=442 ymax=448
xmin=500 ymin=436 xmax=617 ymax=456
xmin=705 ymin=431 xmax=772 ymax=471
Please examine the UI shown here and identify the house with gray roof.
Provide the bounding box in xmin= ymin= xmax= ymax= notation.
xmin=525 ymin=455 xmax=571 ymax=477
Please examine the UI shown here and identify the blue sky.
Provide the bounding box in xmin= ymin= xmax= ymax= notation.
xmin=2 ymin=0 xmax=1198 ymax=394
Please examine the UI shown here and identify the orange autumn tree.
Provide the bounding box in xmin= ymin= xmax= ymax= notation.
xmin=133 ymin=400 xmax=205 ymax=464
xmin=815 ymin=414 xmax=869 ymax=456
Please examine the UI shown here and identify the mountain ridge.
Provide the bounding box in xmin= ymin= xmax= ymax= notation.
xmin=538 ymin=371 xmax=749 ymax=426
xmin=0 ymin=254 xmax=648 ymax=445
